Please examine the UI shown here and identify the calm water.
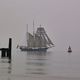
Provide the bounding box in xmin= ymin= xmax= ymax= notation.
xmin=0 ymin=50 xmax=80 ymax=80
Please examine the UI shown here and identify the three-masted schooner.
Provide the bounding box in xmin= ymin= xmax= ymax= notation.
xmin=18 ymin=24 xmax=54 ymax=51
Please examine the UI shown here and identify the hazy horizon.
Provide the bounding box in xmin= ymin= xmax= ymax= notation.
xmin=0 ymin=0 xmax=80 ymax=51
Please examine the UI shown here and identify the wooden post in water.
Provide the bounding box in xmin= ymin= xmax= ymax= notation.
xmin=7 ymin=38 xmax=12 ymax=60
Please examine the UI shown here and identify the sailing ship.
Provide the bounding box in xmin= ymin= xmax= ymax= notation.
xmin=18 ymin=24 xmax=54 ymax=51
xmin=68 ymin=46 xmax=72 ymax=53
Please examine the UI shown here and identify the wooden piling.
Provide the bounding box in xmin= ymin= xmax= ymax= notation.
xmin=7 ymin=38 xmax=12 ymax=60
xmin=1 ymin=49 xmax=6 ymax=58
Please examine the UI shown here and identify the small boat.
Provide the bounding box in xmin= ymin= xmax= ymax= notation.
xmin=68 ymin=46 xmax=72 ymax=53
xmin=18 ymin=23 xmax=54 ymax=51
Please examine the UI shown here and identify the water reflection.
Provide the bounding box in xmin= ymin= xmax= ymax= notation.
xmin=27 ymin=51 xmax=47 ymax=56
xmin=0 ymin=59 xmax=12 ymax=80
xmin=26 ymin=51 xmax=48 ymax=75
xmin=8 ymin=63 xmax=12 ymax=74
xmin=0 ymin=59 xmax=12 ymax=73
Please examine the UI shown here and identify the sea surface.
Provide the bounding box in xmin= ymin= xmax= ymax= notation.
xmin=0 ymin=49 xmax=80 ymax=80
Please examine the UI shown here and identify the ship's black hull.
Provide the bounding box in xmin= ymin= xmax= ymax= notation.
xmin=20 ymin=47 xmax=48 ymax=51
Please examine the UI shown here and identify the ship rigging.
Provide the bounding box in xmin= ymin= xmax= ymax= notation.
xmin=18 ymin=23 xmax=54 ymax=51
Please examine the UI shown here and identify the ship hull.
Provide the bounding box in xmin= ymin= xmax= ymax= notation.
xmin=20 ymin=47 xmax=48 ymax=51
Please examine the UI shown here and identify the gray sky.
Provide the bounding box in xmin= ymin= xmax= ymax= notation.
xmin=0 ymin=0 xmax=80 ymax=51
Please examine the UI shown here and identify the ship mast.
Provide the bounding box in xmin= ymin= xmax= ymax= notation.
xmin=26 ymin=24 xmax=28 ymax=47
xmin=39 ymin=24 xmax=42 ymax=48
xmin=33 ymin=20 xmax=35 ymax=37
xmin=33 ymin=20 xmax=35 ymax=47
